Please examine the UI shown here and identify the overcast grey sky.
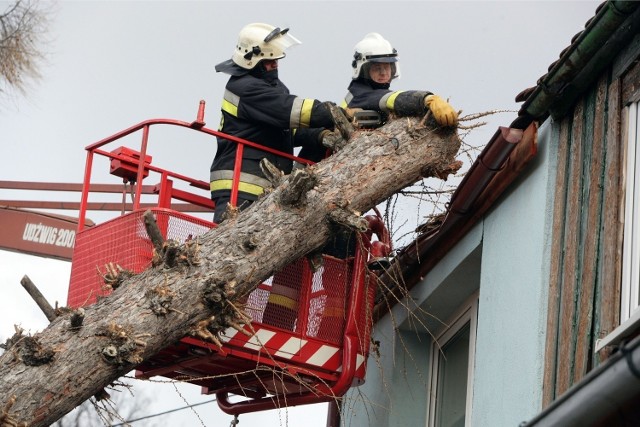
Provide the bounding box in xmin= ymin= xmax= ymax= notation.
xmin=1 ymin=1 xmax=601 ymax=425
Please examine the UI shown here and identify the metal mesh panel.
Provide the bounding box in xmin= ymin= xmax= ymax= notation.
xmin=259 ymin=260 xmax=307 ymax=333
xmin=310 ymin=257 xmax=351 ymax=343
xmin=68 ymin=208 xmax=366 ymax=348
xmin=67 ymin=209 xmax=213 ymax=307
xmin=356 ymin=272 xmax=376 ymax=355
xmin=250 ymin=255 xmax=353 ymax=346
xmin=305 ymin=267 xmax=328 ymax=338
xmin=244 ymin=283 xmax=270 ymax=324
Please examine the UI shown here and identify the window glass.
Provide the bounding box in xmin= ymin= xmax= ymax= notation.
xmin=435 ymin=324 xmax=470 ymax=427
xmin=428 ymin=296 xmax=477 ymax=427
xmin=595 ymin=102 xmax=640 ymax=351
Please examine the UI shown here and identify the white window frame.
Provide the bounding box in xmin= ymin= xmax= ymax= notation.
xmin=621 ymin=101 xmax=640 ymax=323
xmin=596 ymin=101 xmax=640 ymax=352
xmin=426 ymin=294 xmax=478 ymax=427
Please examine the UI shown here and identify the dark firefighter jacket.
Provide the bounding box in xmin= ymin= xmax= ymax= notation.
xmin=210 ymin=72 xmax=333 ymax=202
xmin=342 ymin=78 xmax=432 ymax=124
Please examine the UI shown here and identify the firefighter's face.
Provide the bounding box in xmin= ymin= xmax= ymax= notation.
xmin=262 ymin=59 xmax=279 ymax=71
xmin=369 ymin=63 xmax=391 ymax=84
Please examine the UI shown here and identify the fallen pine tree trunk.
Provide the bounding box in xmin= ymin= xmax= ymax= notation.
xmin=0 ymin=113 xmax=461 ymax=427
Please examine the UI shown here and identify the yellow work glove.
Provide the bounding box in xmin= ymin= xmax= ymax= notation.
xmin=424 ymin=94 xmax=458 ymax=127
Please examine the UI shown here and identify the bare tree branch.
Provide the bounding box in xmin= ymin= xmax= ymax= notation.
xmin=0 ymin=0 xmax=51 ymax=99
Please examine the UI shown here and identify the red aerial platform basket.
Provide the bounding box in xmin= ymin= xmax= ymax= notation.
xmin=66 ymin=101 xmax=391 ymax=415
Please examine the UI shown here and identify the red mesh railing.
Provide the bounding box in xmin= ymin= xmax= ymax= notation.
xmin=308 ymin=257 xmax=351 ymax=343
xmin=67 ymin=208 xmax=213 ymax=307
xmin=244 ymin=256 xmax=353 ymax=346
xmin=68 ymin=208 xmax=364 ymax=347
xmin=357 ymin=272 xmax=376 ymax=355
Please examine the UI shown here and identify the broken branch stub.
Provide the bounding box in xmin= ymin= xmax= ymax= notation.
xmin=20 ymin=275 xmax=57 ymax=322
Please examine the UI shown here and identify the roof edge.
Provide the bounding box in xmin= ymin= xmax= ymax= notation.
xmin=520 ymin=0 xmax=640 ymax=119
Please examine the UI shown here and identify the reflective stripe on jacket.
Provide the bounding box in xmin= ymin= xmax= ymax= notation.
xmin=209 ymin=170 xmax=272 ymax=197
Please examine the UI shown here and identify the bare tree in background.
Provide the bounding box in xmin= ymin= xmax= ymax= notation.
xmin=0 ymin=0 xmax=50 ymax=99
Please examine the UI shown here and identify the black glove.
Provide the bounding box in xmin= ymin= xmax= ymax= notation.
xmin=320 ymin=130 xmax=347 ymax=151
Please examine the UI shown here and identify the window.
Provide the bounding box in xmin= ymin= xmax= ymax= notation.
xmin=621 ymin=100 xmax=640 ymax=324
xmin=427 ymin=296 xmax=477 ymax=427
xmin=597 ymin=101 xmax=640 ymax=352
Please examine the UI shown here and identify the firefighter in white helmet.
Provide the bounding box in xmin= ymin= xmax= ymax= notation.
xmin=210 ymin=23 xmax=335 ymax=223
xmin=343 ymin=32 xmax=458 ymax=127
xmin=211 ymin=23 xmax=336 ymax=330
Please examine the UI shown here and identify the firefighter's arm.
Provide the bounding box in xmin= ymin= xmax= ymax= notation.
xmin=308 ymin=101 xmax=338 ymax=129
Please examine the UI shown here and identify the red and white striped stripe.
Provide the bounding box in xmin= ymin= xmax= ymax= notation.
xmin=220 ymin=325 xmax=367 ymax=376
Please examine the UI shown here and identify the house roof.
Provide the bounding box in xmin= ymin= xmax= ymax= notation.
xmin=374 ymin=0 xmax=640 ymax=319
xmin=517 ymin=1 xmax=640 ymax=121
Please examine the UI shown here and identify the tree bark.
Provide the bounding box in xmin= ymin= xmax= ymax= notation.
xmin=0 ymin=116 xmax=461 ymax=427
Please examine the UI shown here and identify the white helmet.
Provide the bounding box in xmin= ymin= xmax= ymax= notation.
xmin=351 ymin=32 xmax=399 ymax=80
xmin=231 ymin=23 xmax=301 ymax=70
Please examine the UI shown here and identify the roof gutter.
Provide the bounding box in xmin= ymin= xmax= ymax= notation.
xmin=520 ymin=0 xmax=640 ymax=120
xmin=521 ymin=334 xmax=640 ymax=427
xmin=448 ymin=127 xmax=523 ymax=215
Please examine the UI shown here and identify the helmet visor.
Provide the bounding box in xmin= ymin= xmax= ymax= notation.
xmin=361 ymin=62 xmax=400 ymax=80
xmin=264 ymin=27 xmax=301 ymax=52
xmin=271 ymin=31 xmax=302 ymax=52
xmin=367 ymin=54 xmax=397 ymax=63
